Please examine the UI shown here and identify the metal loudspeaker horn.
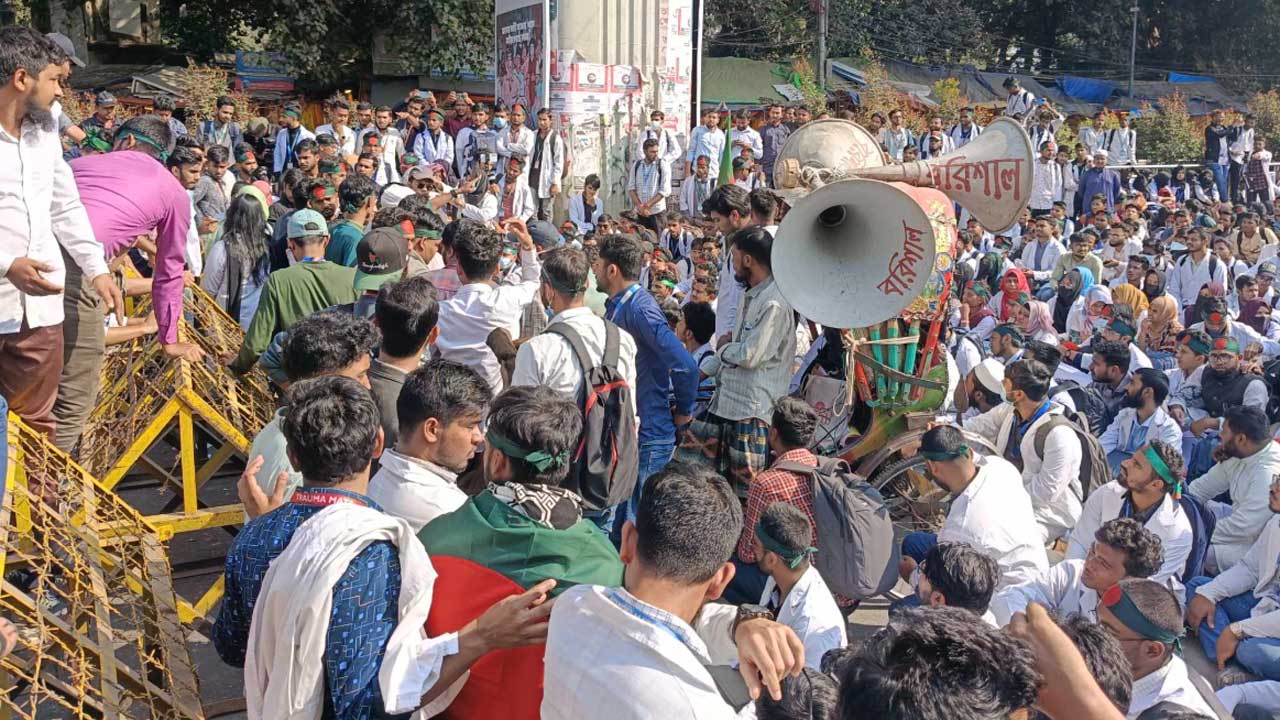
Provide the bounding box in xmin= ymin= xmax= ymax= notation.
xmin=773 ymin=179 xmax=940 ymax=330
xmin=771 ymin=119 xmax=886 ymax=204
xmin=851 ymin=117 xmax=1034 ymax=232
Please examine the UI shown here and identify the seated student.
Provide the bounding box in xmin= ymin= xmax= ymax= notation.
xmin=1187 ymin=406 xmax=1280 ymax=574
xmin=1069 ymin=440 xmax=1194 ymax=589
xmin=1056 ymin=613 xmax=1135 ymax=718
xmin=991 ymin=518 xmax=1164 ymax=626
xmin=216 ymin=376 xmax=554 ymax=719
xmin=419 ymin=385 xmax=624 ymax=719
xmin=958 ymin=282 xmax=998 ymax=344
xmin=368 ymin=360 xmax=492 ymax=532
xmin=1191 ymin=295 xmax=1280 ymax=360
xmin=963 ymin=359 xmax=1085 ymax=544
xmin=955 ymin=357 xmax=1006 ymax=421
xmin=899 ymin=425 xmax=1048 ymax=594
xmin=1099 ymin=368 xmax=1183 ymax=473
xmin=1187 ymin=473 xmax=1280 ymax=684
xmin=367 ymin=275 xmax=439 ymax=449
xmin=909 ymin=541 xmax=1000 ymax=627
xmin=990 ymin=323 xmax=1027 ymax=365
xmin=230 ymin=209 xmax=359 ymax=373
xmin=245 ymin=311 xmax=379 ymax=504
xmin=836 ymin=607 xmax=1041 ymax=720
xmin=1166 ymin=330 xmax=1210 ymax=428
xmin=755 ymin=669 xmax=840 ymax=720
xmin=542 ymin=462 xmax=807 ymax=719
xmin=676 ymin=301 xmax=718 ymax=418
xmin=749 ymin=502 xmax=848 ymax=670
xmin=1098 ymin=579 xmax=1218 ymax=718
xmin=568 ymin=173 xmax=605 ymax=235
xmin=660 ymin=213 xmax=695 ymax=265
xmin=1083 ymin=339 xmax=1133 ymax=434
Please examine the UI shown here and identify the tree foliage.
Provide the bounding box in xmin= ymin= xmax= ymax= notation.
xmin=159 ymin=0 xmax=493 ymax=84
xmin=1132 ymin=93 xmax=1202 ymax=164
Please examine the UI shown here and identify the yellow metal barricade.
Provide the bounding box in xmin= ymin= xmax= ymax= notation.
xmin=1 ymin=416 xmax=204 ymax=719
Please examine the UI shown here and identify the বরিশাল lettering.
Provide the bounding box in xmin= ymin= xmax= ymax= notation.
xmin=876 ymin=221 xmax=929 ymax=296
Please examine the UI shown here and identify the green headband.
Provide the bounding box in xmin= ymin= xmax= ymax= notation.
xmin=659 ymin=279 xmax=678 ymax=290
xmin=755 ymin=523 xmax=816 ymax=569
xmin=485 ymin=429 xmax=568 ymax=473
xmin=81 ymin=132 xmax=112 ymax=153
xmin=414 ymin=228 xmax=442 ymax=240
xmin=1101 ymin=584 xmax=1183 ymax=649
xmin=1109 ymin=317 xmax=1137 ymax=338
xmin=920 ymin=444 xmax=969 ymax=462
xmin=284 ymin=107 xmax=302 ymax=119
xmin=1143 ymin=446 xmax=1182 ymax=499
xmin=117 ymin=128 xmax=170 ymax=162
xmin=1184 ymin=336 xmax=1211 ymax=356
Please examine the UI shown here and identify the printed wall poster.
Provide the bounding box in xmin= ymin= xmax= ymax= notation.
xmin=495 ymin=0 xmax=550 ymax=125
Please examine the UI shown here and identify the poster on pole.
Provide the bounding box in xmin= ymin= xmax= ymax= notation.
xmin=495 ymin=0 xmax=550 ymax=128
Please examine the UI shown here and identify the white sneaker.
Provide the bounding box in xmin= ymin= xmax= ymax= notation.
xmin=1217 ymin=665 xmax=1258 ymax=687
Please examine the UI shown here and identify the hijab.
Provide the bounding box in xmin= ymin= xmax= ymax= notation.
xmin=999 ymin=269 xmax=1031 ymax=321
xmin=1142 ymin=269 xmax=1166 ymax=302
xmin=1112 ymin=283 xmax=1149 ymax=315
xmin=1053 ymin=267 xmax=1092 ymax=333
xmin=1025 ymin=298 xmax=1056 ymax=339
xmin=1139 ymin=295 xmax=1182 ymax=349
xmin=1084 ymin=284 xmax=1114 ymax=332
xmin=976 ymin=252 xmax=1003 ymax=295
xmin=1186 ymin=282 xmax=1226 ymax=326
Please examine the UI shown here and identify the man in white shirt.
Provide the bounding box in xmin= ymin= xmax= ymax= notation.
xmin=748 ymin=502 xmax=846 ymax=669
xmin=880 ymin=108 xmax=915 ymax=162
xmin=728 ymin=109 xmax=762 ymax=162
xmin=435 ymin=218 xmax=541 ymax=393
xmin=1099 ymin=579 xmax=1218 ymax=718
xmin=680 ymin=154 xmax=717 ymax=217
xmin=368 ymin=360 xmax=491 ymax=533
xmin=412 ymin=108 xmax=454 ymax=170
xmin=703 ymin=185 xmax=753 ymax=345
xmin=947 ymin=107 xmax=983 ymax=148
xmin=1003 ymin=76 xmax=1036 ymax=120
xmin=962 ymin=359 xmax=1084 ymax=543
xmin=314 ymin=97 xmax=356 ymax=156
xmin=496 ymin=156 xmax=536 ymax=223
xmin=635 ymin=109 xmax=682 ymax=167
xmin=629 ymin=138 xmax=671 ymax=235
xmin=1079 ymin=112 xmax=1109 ymax=156
xmin=898 ymin=425 xmax=1049 ymax=594
xmin=1030 ymin=139 xmax=1064 ymax=216
xmin=1168 ymin=227 xmax=1230 ymax=309
xmin=1100 ymin=368 xmax=1184 ymax=473
xmin=0 ymin=27 xmax=120 ymax=439
xmin=685 ymin=107 xmax=725 ymax=176
xmin=992 ymin=518 xmax=1164 ymax=626
xmin=512 ymin=246 xmax=639 ymax=527
xmin=1018 ymin=217 xmax=1067 ymax=294
xmin=1068 ymin=440 xmax=1194 ymax=591
xmin=1105 ymin=113 xmax=1137 ymax=166
xmin=1186 ymin=478 xmax=1280 ymax=684
xmin=909 ymin=541 xmax=1001 ymax=627
xmin=542 ymin=462 xmax=806 ymax=720
xmin=1230 ymin=114 xmax=1258 ymax=204
xmin=1188 ymin=406 xmax=1280 ymax=574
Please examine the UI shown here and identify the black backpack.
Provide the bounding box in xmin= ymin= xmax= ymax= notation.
xmin=546 ymin=322 xmax=639 ymax=512
xmin=1048 ymin=380 xmax=1111 ymax=438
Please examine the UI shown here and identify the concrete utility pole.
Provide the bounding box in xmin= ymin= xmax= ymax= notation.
xmin=817 ymin=0 xmax=829 ymax=90
xmin=1128 ymin=6 xmax=1139 ymax=97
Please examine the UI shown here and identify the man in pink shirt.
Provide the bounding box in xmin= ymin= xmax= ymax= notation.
xmin=53 ymin=114 xmax=204 ymax=456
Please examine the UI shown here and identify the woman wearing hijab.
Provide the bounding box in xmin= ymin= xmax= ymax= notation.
xmin=1111 ymin=282 xmax=1150 ymax=336
xmin=1137 ymin=296 xmax=1183 ymax=369
xmin=1082 ymin=284 xmax=1114 ymax=338
xmin=1141 ymin=268 xmax=1172 ymax=305
xmin=1184 ymin=281 xmax=1226 ymax=326
xmin=974 ymin=252 xmax=1004 ymax=296
xmin=1011 ymin=293 xmax=1059 ymax=345
xmin=958 ymin=281 xmax=998 ymax=343
xmin=989 ymin=268 xmax=1031 ymax=321
xmin=1047 ymin=266 xmax=1094 ymax=339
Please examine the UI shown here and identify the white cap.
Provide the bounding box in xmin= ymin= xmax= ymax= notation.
xmin=378 ymin=183 xmax=415 ymax=209
xmin=1093 ymin=148 xmax=1110 ymax=159
xmin=973 ymin=358 xmax=1006 ymax=399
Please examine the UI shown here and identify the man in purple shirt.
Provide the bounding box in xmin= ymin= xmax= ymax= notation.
xmin=759 ymin=104 xmax=791 ymax=187
xmin=53 ymin=114 xmax=204 ymax=456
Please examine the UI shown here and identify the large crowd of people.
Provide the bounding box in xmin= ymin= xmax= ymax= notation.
xmin=8 ymin=23 xmax=1280 ymax=720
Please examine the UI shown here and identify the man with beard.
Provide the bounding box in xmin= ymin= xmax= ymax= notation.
xmin=0 ymin=27 xmax=122 ymax=443
xmin=1188 ymin=406 xmax=1280 ymax=574
xmin=1186 ymin=336 xmax=1268 ymax=442
xmin=898 ymin=424 xmax=1047 ymax=595
xmin=1067 ymin=440 xmax=1194 ymax=592
xmin=1087 ymin=340 xmax=1132 ymax=434
xmin=272 ymin=102 xmax=315 ymax=176
xmin=955 ymin=357 xmax=1006 ymax=421
xmin=412 ymin=108 xmax=453 ymax=171
xmin=990 ymin=518 xmax=1164 ymax=627
xmin=1050 ymin=231 xmax=1104 ymax=291
xmin=908 ymin=541 xmax=1000 ymax=626
xmin=1098 ymin=367 xmax=1182 ymax=473
xmin=1190 ymin=296 xmax=1280 ymax=362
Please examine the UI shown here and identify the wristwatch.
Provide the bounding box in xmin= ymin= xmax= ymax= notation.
xmin=732 ymin=603 xmax=776 ymax=640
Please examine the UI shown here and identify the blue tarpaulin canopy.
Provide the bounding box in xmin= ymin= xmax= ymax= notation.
xmin=1169 ymin=72 xmax=1215 ymax=83
xmin=1058 ymin=76 xmax=1116 ymax=104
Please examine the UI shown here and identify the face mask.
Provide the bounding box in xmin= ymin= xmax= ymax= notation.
xmin=1058 ymin=284 xmax=1076 ymax=300
xmin=493 ymin=117 xmax=508 ymax=130
xmin=499 ymin=255 xmax=514 ymax=271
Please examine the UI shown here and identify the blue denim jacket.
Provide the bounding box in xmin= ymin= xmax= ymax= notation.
xmin=606 ymin=285 xmax=698 ymax=443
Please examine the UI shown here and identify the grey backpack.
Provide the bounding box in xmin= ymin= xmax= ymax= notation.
xmin=774 ymin=456 xmax=900 ymax=599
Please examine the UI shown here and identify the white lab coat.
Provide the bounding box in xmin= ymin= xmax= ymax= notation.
xmin=1127 ymin=656 xmax=1217 ymax=719
xmin=759 ymin=567 xmax=847 ymax=670
xmin=937 ymin=453 xmax=1050 ymax=591
xmin=635 ymin=126 xmax=683 ymax=166
xmin=527 ymin=130 xmax=566 ymax=197
xmin=314 ymin=123 xmax=356 ymax=156
xmin=989 ymin=558 xmax=1099 ymax=627
xmin=497 ymin=175 xmax=536 ymax=222
xmin=413 ymin=129 xmax=454 ymax=169
xmin=1097 ymin=407 xmax=1184 ymax=463
xmin=963 ymin=403 xmax=1084 ymax=543
xmin=947 ymin=122 xmax=984 ymax=148
xmin=568 ymin=193 xmax=604 ymax=234
xmin=497 ymin=124 xmax=536 ymax=182
xmin=1067 ymin=481 xmax=1193 ymax=592
xmin=1193 ymin=517 xmax=1280 ymax=641
xmin=1187 ymin=441 xmax=1280 ymax=572
xmin=272 ymin=125 xmax=316 ymax=174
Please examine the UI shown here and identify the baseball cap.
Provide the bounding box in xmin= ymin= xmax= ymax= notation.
xmin=46 ymin=32 xmax=85 ymax=67
xmin=318 ymin=157 xmax=343 ymax=174
xmin=527 ymin=220 xmax=561 ymax=249
xmin=95 ymin=91 xmax=117 ymax=107
xmin=353 ymin=227 xmax=408 ymax=292
xmin=973 ymin=358 xmax=1006 ymax=399
xmin=316 ymin=133 xmax=337 ymax=147
xmin=403 ymin=164 xmax=436 ymax=182
xmin=1259 ymin=262 xmax=1277 ymax=280
xmin=287 ymin=209 xmax=329 ymax=240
